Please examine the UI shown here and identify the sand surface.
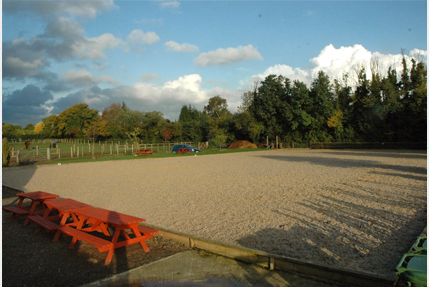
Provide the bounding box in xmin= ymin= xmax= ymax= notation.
xmin=2 ymin=149 xmax=427 ymax=279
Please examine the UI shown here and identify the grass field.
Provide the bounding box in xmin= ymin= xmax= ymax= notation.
xmin=6 ymin=140 xmax=266 ymax=166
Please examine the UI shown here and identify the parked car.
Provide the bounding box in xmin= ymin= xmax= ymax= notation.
xmin=172 ymin=144 xmax=200 ymax=153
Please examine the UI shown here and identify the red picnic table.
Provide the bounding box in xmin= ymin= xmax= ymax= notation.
xmin=3 ymin=191 xmax=59 ymax=226
xmin=177 ymin=148 xmax=191 ymax=154
xmin=28 ymin=198 xmax=92 ymax=241
xmin=136 ymin=149 xmax=154 ymax=156
xmin=58 ymin=207 xmax=159 ymax=265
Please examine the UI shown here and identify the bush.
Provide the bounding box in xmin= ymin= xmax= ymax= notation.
xmin=2 ymin=138 xmax=11 ymax=166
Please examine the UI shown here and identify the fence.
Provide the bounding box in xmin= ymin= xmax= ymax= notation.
xmin=9 ymin=141 xmax=201 ymax=163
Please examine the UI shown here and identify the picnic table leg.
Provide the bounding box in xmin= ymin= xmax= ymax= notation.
xmin=104 ymin=248 xmax=115 ymax=265
xmin=69 ymin=236 xmax=79 ymax=249
xmin=35 ymin=206 xmax=53 ymax=233
xmin=53 ymin=212 xmax=70 ymax=242
xmin=23 ymin=201 xmax=41 ymax=226
xmin=102 ymin=229 xmax=121 ymax=265
xmin=131 ymin=227 xmax=150 ymax=252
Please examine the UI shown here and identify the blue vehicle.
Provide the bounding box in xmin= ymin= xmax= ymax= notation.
xmin=172 ymin=144 xmax=200 ymax=153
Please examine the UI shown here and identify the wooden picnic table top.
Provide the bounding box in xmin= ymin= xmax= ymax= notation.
xmin=16 ymin=191 xmax=59 ymax=201
xmin=44 ymin=198 xmax=92 ymax=213
xmin=73 ymin=207 xmax=145 ymax=227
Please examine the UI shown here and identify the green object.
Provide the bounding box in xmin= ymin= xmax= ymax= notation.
xmin=2 ymin=138 xmax=11 ymax=166
xmin=412 ymin=236 xmax=427 ymax=253
xmin=395 ymin=253 xmax=427 ymax=287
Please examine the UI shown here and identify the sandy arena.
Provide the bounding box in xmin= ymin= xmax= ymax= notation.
xmin=2 ymin=149 xmax=427 ymax=280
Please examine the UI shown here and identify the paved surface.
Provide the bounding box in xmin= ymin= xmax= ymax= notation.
xmin=82 ymin=250 xmax=336 ymax=287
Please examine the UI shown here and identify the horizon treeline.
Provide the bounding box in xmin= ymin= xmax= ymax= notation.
xmin=3 ymin=56 xmax=427 ymax=146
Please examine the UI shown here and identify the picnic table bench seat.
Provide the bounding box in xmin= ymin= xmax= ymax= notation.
xmin=136 ymin=149 xmax=154 ymax=156
xmin=2 ymin=206 xmax=30 ymax=216
xmin=28 ymin=215 xmax=59 ymax=232
xmin=137 ymin=226 xmax=159 ymax=236
xmin=59 ymin=226 xmax=113 ymax=253
xmin=177 ymin=148 xmax=191 ymax=154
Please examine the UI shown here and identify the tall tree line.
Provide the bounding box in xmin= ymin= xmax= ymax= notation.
xmin=3 ymin=57 xmax=426 ymax=145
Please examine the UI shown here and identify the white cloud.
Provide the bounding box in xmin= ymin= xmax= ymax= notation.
xmin=63 ymin=69 xmax=118 ymax=86
xmin=125 ymin=29 xmax=160 ymax=53
xmin=82 ymin=33 xmax=124 ymax=59
xmin=309 ymin=44 xmax=373 ymax=80
xmin=195 ymin=45 xmax=263 ymax=66
xmin=141 ymin=73 xmax=161 ymax=82
xmin=409 ymin=48 xmax=427 ymax=63
xmin=164 ymin=41 xmax=199 ymax=52
xmin=243 ymin=44 xmax=427 ymax=92
xmin=4 ymin=57 xmax=44 ymax=77
xmin=159 ymin=1 xmax=180 ymax=9
xmin=51 ymin=74 xmax=210 ymax=120
xmin=162 ymin=74 xmax=206 ymax=102
xmin=127 ymin=29 xmax=160 ymax=45
xmin=4 ymin=0 xmax=117 ymax=18
xmin=248 ymin=64 xmax=311 ymax=87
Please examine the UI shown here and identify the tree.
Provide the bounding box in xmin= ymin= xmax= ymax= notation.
xmin=249 ymin=75 xmax=293 ymax=142
xmin=142 ymin=111 xmax=166 ymax=143
xmin=2 ymin=138 xmax=11 ymax=166
xmin=203 ymin=96 xmax=233 ymax=146
xmin=162 ymin=126 xmax=173 ymax=142
xmin=204 ymin=96 xmax=230 ymax=118
xmin=232 ymin=111 xmax=264 ymax=143
xmin=237 ymin=91 xmax=254 ymax=113
xmin=42 ymin=115 xmax=59 ymax=138
xmin=178 ymin=105 xmax=208 ymax=143
xmin=34 ymin=122 xmax=45 ymax=134
xmin=55 ymin=103 xmax=100 ymax=138
xmin=114 ymin=107 xmax=145 ymax=139
xmin=2 ymin=123 xmax=23 ymax=139
xmin=308 ymin=71 xmax=335 ymax=142
xmin=102 ymin=103 xmax=122 ymax=121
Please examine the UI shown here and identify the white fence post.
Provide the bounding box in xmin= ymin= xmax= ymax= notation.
xmin=47 ymin=148 xmax=50 ymax=160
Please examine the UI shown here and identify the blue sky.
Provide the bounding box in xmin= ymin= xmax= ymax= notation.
xmin=2 ymin=0 xmax=427 ymax=126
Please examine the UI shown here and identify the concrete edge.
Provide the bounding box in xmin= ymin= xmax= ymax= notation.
xmin=3 ymin=185 xmax=395 ymax=287
xmin=81 ymin=252 xmax=188 ymax=287
xmin=140 ymin=223 xmax=395 ymax=287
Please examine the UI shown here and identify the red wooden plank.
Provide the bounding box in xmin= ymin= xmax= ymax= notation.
xmin=44 ymin=198 xmax=92 ymax=212
xmin=74 ymin=207 xmax=145 ymax=226
xmin=16 ymin=191 xmax=59 ymax=200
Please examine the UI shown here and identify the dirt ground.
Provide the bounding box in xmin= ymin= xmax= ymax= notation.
xmin=2 ymin=188 xmax=190 ymax=287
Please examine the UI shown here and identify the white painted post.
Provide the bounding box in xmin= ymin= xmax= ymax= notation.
xmin=16 ymin=150 xmax=20 ymax=164
xmin=58 ymin=148 xmax=61 ymax=159
xmin=47 ymin=148 xmax=50 ymax=160
xmin=82 ymin=146 xmax=84 ymax=157
xmin=77 ymin=147 xmax=79 ymax=157
xmin=71 ymin=147 xmax=73 ymax=158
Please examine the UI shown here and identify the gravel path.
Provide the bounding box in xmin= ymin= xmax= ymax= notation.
xmin=2 ymin=149 xmax=427 ymax=279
